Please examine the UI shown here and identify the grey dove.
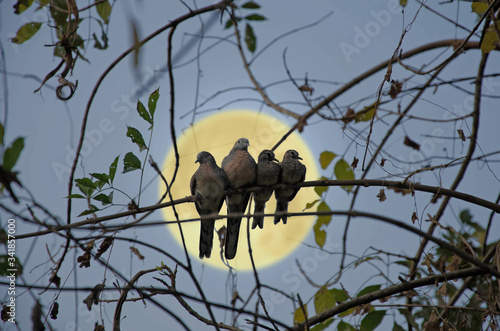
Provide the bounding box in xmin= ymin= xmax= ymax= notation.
xmin=190 ymin=151 xmax=229 ymax=259
xmin=221 ymin=138 xmax=256 ymax=259
xmin=252 ymin=150 xmax=281 ymax=229
xmin=274 ymin=149 xmax=306 ymax=225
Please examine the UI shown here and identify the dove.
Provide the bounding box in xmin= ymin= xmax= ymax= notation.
xmin=274 ymin=149 xmax=306 ymax=225
xmin=221 ymin=138 xmax=256 ymax=259
xmin=190 ymin=151 xmax=229 ymax=259
xmin=252 ymin=150 xmax=281 ymax=229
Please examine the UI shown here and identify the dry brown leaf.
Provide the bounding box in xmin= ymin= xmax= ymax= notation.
xmin=423 ymin=310 xmax=441 ymax=331
xmin=50 ymin=301 xmax=59 ymax=320
xmin=130 ymin=246 xmax=145 ymax=260
xmin=388 ymin=186 xmax=412 ymax=196
xmin=95 ymin=237 xmax=114 ymax=260
xmin=389 ymin=80 xmax=403 ymax=99
xmin=422 ymin=253 xmax=435 ymax=275
xmin=342 ymin=108 xmax=356 ymax=125
xmin=351 ymin=156 xmax=359 ymax=170
xmin=404 ymin=136 xmax=420 ymax=151
xmin=377 ymin=188 xmax=386 ymax=202
xmin=411 ymin=212 xmax=419 ymax=224
xmin=457 ymin=129 xmax=466 ymax=141
xmin=445 ymin=255 xmax=462 ymax=273
xmin=437 ymin=283 xmax=447 ymax=297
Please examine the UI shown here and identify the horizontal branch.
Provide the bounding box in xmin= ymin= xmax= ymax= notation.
xmin=290 ymin=267 xmax=489 ymax=330
xmin=15 ymin=196 xmax=196 ymax=239
xmin=16 ymin=178 xmax=499 ymax=239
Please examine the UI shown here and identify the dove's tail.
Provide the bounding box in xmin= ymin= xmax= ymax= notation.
xmin=224 ymin=218 xmax=241 ymax=259
xmin=199 ymin=219 xmax=215 ymax=259
xmin=252 ymin=200 xmax=266 ymax=229
xmin=274 ymin=200 xmax=289 ymax=225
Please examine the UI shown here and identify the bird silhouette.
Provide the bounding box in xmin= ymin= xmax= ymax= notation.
xmin=274 ymin=149 xmax=306 ymax=225
xmin=221 ymin=138 xmax=256 ymax=259
xmin=252 ymin=150 xmax=281 ymax=229
xmin=190 ymin=151 xmax=229 ymax=259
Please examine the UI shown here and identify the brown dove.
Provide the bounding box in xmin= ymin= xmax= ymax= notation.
xmin=221 ymin=138 xmax=256 ymax=259
xmin=274 ymin=149 xmax=306 ymax=225
xmin=252 ymin=150 xmax=281 ymax=229
xmin=190 ymin=151 xmax=229 ymax=259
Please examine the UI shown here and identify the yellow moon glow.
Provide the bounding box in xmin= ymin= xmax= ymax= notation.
xmin=159 ymin=110 xmax=319 ymax=270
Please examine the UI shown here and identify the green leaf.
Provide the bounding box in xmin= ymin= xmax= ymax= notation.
xmin=304 ymin=199 xmax=320 ymax=211
xmin=90 ymin=173 xmax=110 ymax=185
xmin=319 ymin=151 xmax=336 ymax=170
xmin=314 ymin=187 xmax=328 ymax=197
xmin=0 ymin=255 xmax=23 ymax=276
xmin=75 ymin=178 xmax=96 ymax=197
xmin=357 ymin=284 xmax=381 ymax=297
xmin=334 ymin=158 xmax=354 ymax=192
xmin=11 ymin=22 xmax=41 ymax=44
xmin=355 ymin=103 xmax=376 ymax=122
xmin=224 ymin=18 xmax=242 ymax=29
xmin=14 ymin=0 xmax=35 ymax=14
xmin=67 ymin=194 xmax=86 ymax=199
xmin=126 ymin=126 xmax=147 ymax=152
xmin=311 ymin=318 xmax=334 ymax=331
xmin=392 ymin=321 xmax=405 ymax=331
xmin=338 ymin=307 xmax=355 ymax=318
xmin=480 ymin=22 xmax=500 ymax=54
xmin=242 ymin=1 xmax=260 ymax=9
xmin=137 ymin=100 xmax=152 ymax=126
xmin=109 ymin=156 xmax=119 ymax=184
xmin=399 ymin=0 xmax=408 ymax=7
xmin=313 ymin=201 xmax=331 ymax=248
xmin=471 ymin=2 xmax=488 ymax=14
xmin=123 ymin=152 xmax=141 ymax=173
xmin=293 ymin=305 xmax=308 ymax=325
xmin=360 ymin=310 xmax=386 ymax=331
xmin=148 ymin=88 xmax=160 ymax=118
xmin=313 ymin=222 xmax=326 ymax=248
xmin=314 ymin=176 xmax=329 ymax=196
xmin=459 ymin=209 xmax=472 ymax=224
xmin=337 ymin=320 xmax=356 ymax=331
xmin=245 ymin=14 xmax=266 ymax=21
xmin=93 ymin=192 xmax=113 ymax=206
xmin=330 ymin=288 xmax=349 ymax=303
xmin=244 ymin=23 xmax=256 ymax=53
xmin=96 ymin=0 xmax=111 ymax=24
xmin=49 ymin=0 xmax=68 ymax=27
xmin=3 ymin=137 xmax=24 ymax=171
xmin=314 ymin=286 xmax=336 ymax=314
xmin=78 ymin=204 xmax=99 ymax=217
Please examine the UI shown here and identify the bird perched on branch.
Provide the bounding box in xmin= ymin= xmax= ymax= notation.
xmin=252 ymin=150 xmax=281 ymax=229
xmin=274 ymin=149 xmax=306 ymax=225
xmin=221 ymin=138 xmax=256 ymax=259
xmin=190 ymin=151 xmax=229 ymax=259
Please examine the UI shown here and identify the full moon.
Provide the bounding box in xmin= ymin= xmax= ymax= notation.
xmin=159 ymin=110 xmax=319 ymax=270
